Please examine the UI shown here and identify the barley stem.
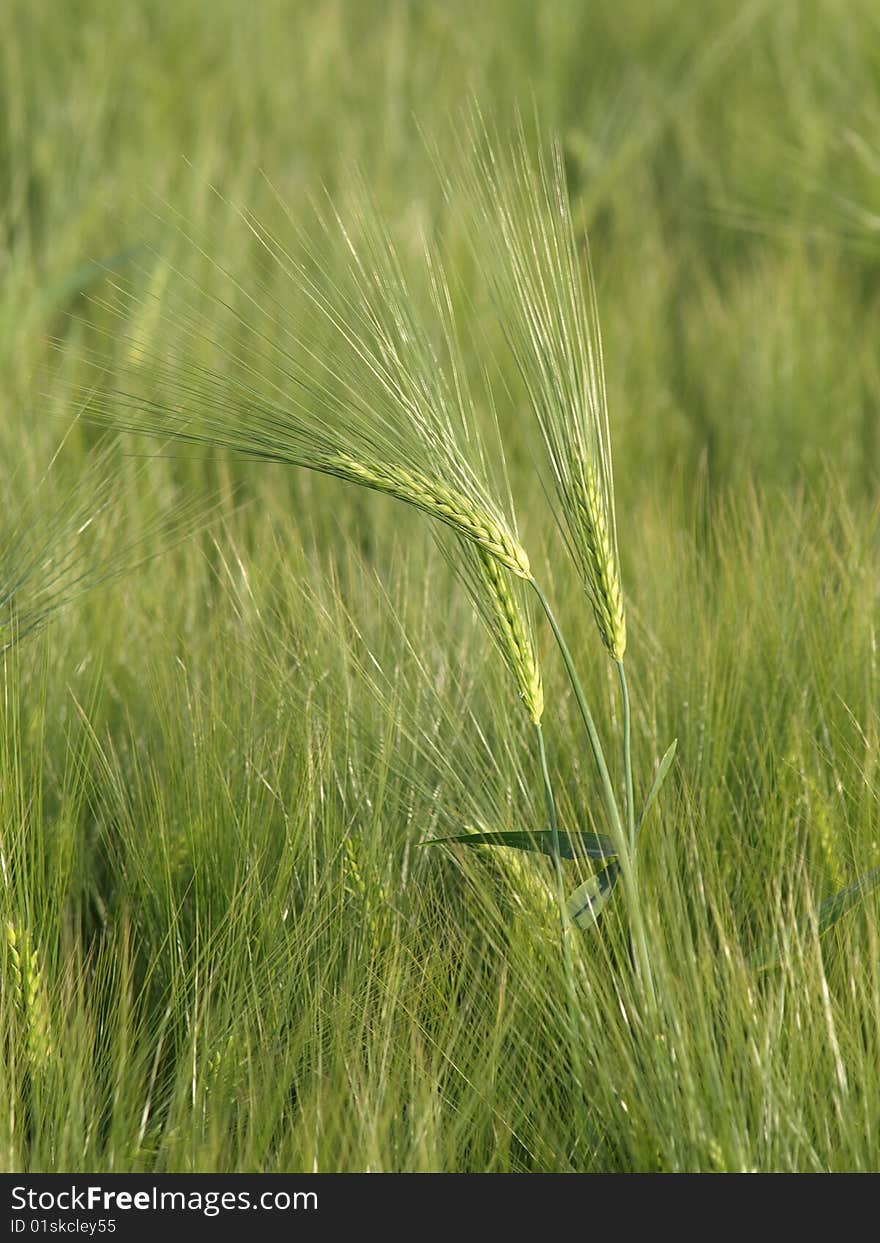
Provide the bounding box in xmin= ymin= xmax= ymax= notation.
xmin=530 ymin=580 xmax=623 ymax=848
xmin=535 ymin=721 xmax=591 ymax=1150
xmin=614 ymin=664 xmax=657 ymax=1008
xmin=532 ymin=583 xmax=657 ymax=1009
xmin=535 ymin=722 xmax=563 ymax=913
xmin=617 ymin=660 xmax=635 ymax=855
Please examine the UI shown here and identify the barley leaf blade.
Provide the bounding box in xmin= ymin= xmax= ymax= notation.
xmin=636 ymin=738 xmax=678 ymax=837
xmin=751 ymin=867 xmax=880 ymax=971
xmin=817 ymin=868 xmax=880 ymax=936
xmin=421 ymin=829 xmax=618 ymax=860
xmin=566 ymin=864 xmax=621 ymax=930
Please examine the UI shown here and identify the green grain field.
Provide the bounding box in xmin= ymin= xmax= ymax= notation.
xmin=2 ymin=0 xmax=880 ymax=1173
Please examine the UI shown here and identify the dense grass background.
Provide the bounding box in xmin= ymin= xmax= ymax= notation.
xmin=2 ymin=0 xmax=879 ymax=1171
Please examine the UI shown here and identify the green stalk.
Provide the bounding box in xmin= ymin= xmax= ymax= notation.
xmin=535 ymin=720 xmax=590 ymax=1150
xmin=616 ymin=660 xmax=635 ymax=855
xmin=530 ymin=581 xmax=624 ymax=848
xmin=535 ymin=722 xmax=564 ymax=912
xmin=616 ymin=660 xmax=656 ymax=1009
xmin=532 ymin=581 xmax=656 ymax=1010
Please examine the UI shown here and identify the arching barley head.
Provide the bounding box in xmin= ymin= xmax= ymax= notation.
xmin=447 ymin=537 xmax=543 ymax=724
xmin=451 ymin=119 xmax=627 ymax=661
xmin=78 ymin=179 xmax=529 ymax=584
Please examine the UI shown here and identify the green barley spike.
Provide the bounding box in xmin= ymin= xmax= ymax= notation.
xmin=6 ymin=922 xmax=54 ymax=1073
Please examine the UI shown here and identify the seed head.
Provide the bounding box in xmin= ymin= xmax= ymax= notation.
xmin=6 ymin=921 xmax=54 ymax=1073
xmin=474 ymin=546 xmax=543 ymax=723
xmin=573 ymin=462 xmax=626 ymax=661
xmin=330 ymin=454 xmax=532 ymax=580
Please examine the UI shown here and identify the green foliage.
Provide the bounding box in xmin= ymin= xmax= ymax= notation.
xmin=752 ymin=868 xmax=880 ymax=971
xmin=1 ymin=437 xmax=213 ymax=653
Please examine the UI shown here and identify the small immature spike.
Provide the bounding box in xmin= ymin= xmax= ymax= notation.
xmin=6 ymin=921 xmax=54 ymax=1072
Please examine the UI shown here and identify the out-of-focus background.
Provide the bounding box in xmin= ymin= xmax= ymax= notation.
xmin=5 ymin=0 xmax=879 ymax=494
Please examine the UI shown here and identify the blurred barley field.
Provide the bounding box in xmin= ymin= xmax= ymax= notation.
xmin=2 ymin=0 xmax=880 ymax=1172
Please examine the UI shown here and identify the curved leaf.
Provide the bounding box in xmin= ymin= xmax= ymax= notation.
xmin=751 ymin=867 xmax=880 ymax=970
xmin=420 ymin=828 xmax=617 ymax=860
xmin=566 ymin=863 xmax=621 ymax=930
xmin=636 ymin=738 xmax=677 ymax=838
xmin=817 ymin=868 xmax=880 ymax=935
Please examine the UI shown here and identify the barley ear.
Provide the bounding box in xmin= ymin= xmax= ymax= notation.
xmin=6 ymin=921 xmax=54 ymax=1073
xmin=328 ymin=453 xmax=532 ymax=579
xmin=455 ymin=129 xmax=627 ymax=659
xmin=475 ymin=547 xmax=544 ymax=724
xmin=575 ymin=462 xmax=626 ymax=662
